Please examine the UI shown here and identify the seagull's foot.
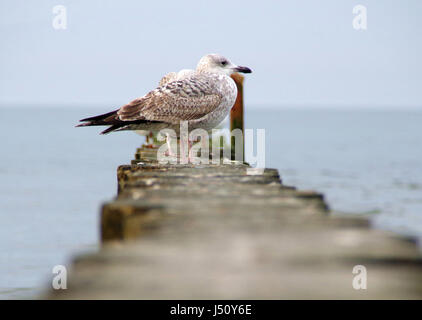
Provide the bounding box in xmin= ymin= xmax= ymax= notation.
xmin=165 ymin=149 xmax=176 ymax=157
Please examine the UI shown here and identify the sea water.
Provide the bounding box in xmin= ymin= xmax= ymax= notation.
xmin=0 ymin=107 xmax=421 ymax=299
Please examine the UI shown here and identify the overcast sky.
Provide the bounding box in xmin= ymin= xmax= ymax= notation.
xmin=1 ymin=0 xmax=421 ymax=108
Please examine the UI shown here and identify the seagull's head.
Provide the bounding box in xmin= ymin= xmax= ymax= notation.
xmin=196 ymin=54 xmax=252 ymax=76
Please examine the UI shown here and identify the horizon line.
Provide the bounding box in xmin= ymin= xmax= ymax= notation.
xmin=1 ymin=102 xmax=422 ymax=111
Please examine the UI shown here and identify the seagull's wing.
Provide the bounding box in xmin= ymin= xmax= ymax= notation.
xmin=117 ymin=77 xmax=222 ymax=123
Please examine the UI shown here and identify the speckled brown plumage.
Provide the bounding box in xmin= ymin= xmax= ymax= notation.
xmin=118 ymin=73 xmax=227 ymax=123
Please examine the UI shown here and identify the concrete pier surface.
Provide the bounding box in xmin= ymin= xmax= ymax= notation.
xmin=46 ymin=147 xmax=422 ymax=299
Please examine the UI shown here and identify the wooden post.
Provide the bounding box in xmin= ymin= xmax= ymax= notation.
xmin=230 ymin=73 xmax=245 ymax=160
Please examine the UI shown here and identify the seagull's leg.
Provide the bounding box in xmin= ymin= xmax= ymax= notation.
xmin=146 ymin=132 xmax=155 ymax=148
xmin=180 ymin=137 xmax=187 ymax=163
xmin=187 ymin=138 xmax=192 ymax=162
xmin=165 ymin=133 xmax=175 ymax=157
xmin=188 ymin=137 xmax=199 ymax=163
xmin=145 ymin=132 xmax=152 ymax=148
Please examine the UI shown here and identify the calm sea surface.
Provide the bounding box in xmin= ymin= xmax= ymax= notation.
xmin=1 ymin=107 xmax=421 ymax=299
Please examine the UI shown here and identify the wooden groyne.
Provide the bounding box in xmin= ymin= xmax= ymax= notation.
xmin=46 ymin=146 xmax=422 ymax=299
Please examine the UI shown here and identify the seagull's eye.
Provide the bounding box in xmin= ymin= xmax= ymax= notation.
xmin=221 ymin=61 xmax=227 ymax=66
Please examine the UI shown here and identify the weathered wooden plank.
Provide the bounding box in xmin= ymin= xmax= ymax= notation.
xmin=45 ymin=153 xmax=422 ymax=299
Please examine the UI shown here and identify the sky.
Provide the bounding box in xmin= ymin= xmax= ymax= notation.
xmin=0 ymin=0 xmax=421 ymax=108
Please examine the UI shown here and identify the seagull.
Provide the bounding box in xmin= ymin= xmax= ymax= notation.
xmin=76 ymin=54 xmax=251 ymax=156
xmin=77 ymin=54 xmax=251 ymax=133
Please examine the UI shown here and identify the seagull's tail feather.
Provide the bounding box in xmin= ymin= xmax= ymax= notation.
xmin=100 ymin=125 xmax=123 ymax=135
xmin=76 ymin=109 xmax=127 ymax=134
xmin=76 ymin=109 xmax=119 ymax=127
xmin=77 ymin=109 xmax=164 ymax=135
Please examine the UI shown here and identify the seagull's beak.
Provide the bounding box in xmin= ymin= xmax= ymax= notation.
xmin=233 ymin=65 xmax=252 ymax=74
